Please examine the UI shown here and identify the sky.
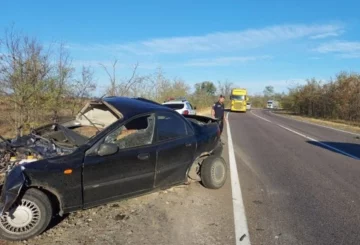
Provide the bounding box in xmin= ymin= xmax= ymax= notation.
xmin=1 ymin=0 xmax=360 ymax=95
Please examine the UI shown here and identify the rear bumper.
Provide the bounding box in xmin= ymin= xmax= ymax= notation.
xmin=211 ymin=140 xmax=224 ymax=157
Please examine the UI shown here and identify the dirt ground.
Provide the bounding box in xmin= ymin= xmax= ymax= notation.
xmin=3 ymin=183 xmax=233 ymax=245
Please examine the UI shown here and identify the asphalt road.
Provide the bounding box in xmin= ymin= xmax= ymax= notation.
xmin=229 ymin=109 xmax=360 ymax=245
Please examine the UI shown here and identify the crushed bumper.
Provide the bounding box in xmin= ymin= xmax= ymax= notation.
xmin=0 ymin=165 xmax=26 ymax=215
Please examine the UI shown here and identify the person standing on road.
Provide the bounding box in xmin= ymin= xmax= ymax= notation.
xmin=211 ymin=95 xmax=226 ymax=134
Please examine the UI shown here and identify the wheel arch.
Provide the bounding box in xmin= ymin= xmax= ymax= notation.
xmin=186 ymin=152 xmax=211 ymax=182
xmin=26 ymin=185 xmax=64 ymax=216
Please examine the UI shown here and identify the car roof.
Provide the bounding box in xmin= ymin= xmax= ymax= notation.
xmin=102 ymin=96 xmax=174 ymax=119
xmin=162 ymin=100 xmax=187 ymax=104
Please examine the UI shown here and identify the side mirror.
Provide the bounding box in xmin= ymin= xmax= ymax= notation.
xmin=229 ymin=96 xmax=232 ymax=100
xmin=194 ymin=106 xmax=197 ymax=110
xmin=97 ymin=143 xmax=119 ymax=156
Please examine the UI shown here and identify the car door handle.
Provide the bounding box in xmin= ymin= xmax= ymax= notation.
xmin=185 ymin=143 xmax=192 ymax=147
xmin=137 ymin=153 xmax=150 ymax=160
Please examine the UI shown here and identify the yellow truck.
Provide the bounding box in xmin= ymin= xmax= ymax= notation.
xmin=230 ymin=88 xmax=248 ymax=112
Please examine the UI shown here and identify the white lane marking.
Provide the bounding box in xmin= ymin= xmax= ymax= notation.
xmin=277 ymin=124 xmax=360 ymax=160
xmin=269 ymin=110 xmax=360 ymax=137
xmin=250 ymin=110 xmax=272 ymax=122
xmin=251 ymin=111 xmax=360 ymax=160
xmin=226 ymin=112 xmax=251 ymax=245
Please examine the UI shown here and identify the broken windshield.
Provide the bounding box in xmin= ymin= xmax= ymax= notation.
xmin=63 ymin=101 xmax=123 ymax=140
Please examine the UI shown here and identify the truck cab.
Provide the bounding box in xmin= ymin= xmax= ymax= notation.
xmin=230 ymin=88 xmax=248 ymax=112
xmin=267 ymin=100 xmax=279 ymax=109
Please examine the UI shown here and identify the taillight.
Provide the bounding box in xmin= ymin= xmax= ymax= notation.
xmin=183 ymin=110 xmax=189 ymax=115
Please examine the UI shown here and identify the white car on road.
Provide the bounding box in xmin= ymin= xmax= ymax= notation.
xmin=162 ymin=99 xmax=197 ymax=115
xmin=246 ymin=102 xmax=252 ymax=110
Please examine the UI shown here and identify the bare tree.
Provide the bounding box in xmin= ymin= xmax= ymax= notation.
xmin=0 ymin=27 xmax=52 ymax=134
xmin=217 ymin=80 xmax=233 ymax=98
xmin=45 ymin=43 xmax=74 ymax=122
xmin=101 ymin=60 xmax=146 ymax=97
xmin=100 ymin=59 xmax=118 ymax=96
xmin=70 ymin=66 xmax=96 ymax=115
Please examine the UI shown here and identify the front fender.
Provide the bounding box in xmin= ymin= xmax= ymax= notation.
xmin=0 ymin=165 xmax=27 ymax=215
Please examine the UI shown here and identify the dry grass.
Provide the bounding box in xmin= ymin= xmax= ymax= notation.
xmin=275 ymin=111 xmax=360 ymax=135
xmin=196 ymin=107 xmax=212 ymax=116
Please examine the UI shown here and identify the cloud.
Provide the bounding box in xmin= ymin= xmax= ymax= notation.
xmin=69 ymin=23 xmax=344 ymax=55
xmin=313 ymin=40 xmax=360 ymax=58
xmin=310 ymin=31 xmax=341 ymax=39
xmin=184 ymin=55 xmax=272 ymax=67
xmin=314 ymin=41 xmax=360 ymax=53
xmin=338 ymin=53 xmax=360 ymax=59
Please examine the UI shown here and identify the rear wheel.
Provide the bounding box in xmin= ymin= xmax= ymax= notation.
xmin=201 ymin=156 xmax=227 ymax=189
xmin=0 ymin=189 xmax=53 ymax=241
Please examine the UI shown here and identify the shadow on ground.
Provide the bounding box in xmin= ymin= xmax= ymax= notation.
xmin=226 ymin=109 xmax=248 ymax=113
xmin=307 ymin=141 xmax=360 ymax=159
xmin=45 ymin=213 xmax=69 ymax=232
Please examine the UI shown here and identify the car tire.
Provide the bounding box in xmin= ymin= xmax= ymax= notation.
xmin=201 ymin=156 xmax=227 ymax=189
xmin=0 ymin=188 xmax=53 ymax=241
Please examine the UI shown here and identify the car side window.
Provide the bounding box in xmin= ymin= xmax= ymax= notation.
xmin=104 ymin=114 xmax=155 ymax=149
xmin=186 ymin=103 xmax=193 ymax=109
xmin=156 ymin=112 xmax=188 ymax=141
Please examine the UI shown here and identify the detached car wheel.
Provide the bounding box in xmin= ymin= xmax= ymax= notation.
xmin=0 ymin=189 xmax=53 ymax=241
xmin=201 ymin=156 xmax=227 ymax=189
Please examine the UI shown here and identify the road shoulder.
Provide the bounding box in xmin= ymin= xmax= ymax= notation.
xmin=271 ymin=111 xmax=360 ymax=136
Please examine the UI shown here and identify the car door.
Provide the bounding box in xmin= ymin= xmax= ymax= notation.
xmin=154 ymin=111 xmax=197 ymax=188
xmin=82 ymin=113 xmax=157 ymax=208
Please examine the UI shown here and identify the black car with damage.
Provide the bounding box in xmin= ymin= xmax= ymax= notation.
xmin=0 ymin=96 xmax=227 ymax=241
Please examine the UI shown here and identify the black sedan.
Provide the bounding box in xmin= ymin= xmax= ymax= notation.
xmin=0 ymin=96 xmax=227 ymax=241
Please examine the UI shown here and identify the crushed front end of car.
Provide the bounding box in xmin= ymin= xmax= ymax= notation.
xmin=0 ymin=130 xmax=77 ymax=214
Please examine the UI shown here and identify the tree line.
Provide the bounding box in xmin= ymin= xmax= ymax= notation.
xmin=281 ymin=72 xmax=360 ymax=122
xmin=254 ymin=73 xmax=360 ymax=124
xmin=0 ymin=27 xmax=231 ymax=135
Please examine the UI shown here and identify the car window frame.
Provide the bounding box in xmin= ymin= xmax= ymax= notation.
xmin=86 ymin=112 xmax=156 ymax=155
xmin=163 ymin=103 xmax=185 ymax=110
xmin=155 ymin=110 xmax=193 ymax=143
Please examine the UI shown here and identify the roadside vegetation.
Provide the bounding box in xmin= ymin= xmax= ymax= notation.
xmin=254 ymin=74 xmax=360 ymax=130
xmin=281 ymin=72 xmax=360 ymax=125
xmin=0 ymin=27 xmax=233 ymax=137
